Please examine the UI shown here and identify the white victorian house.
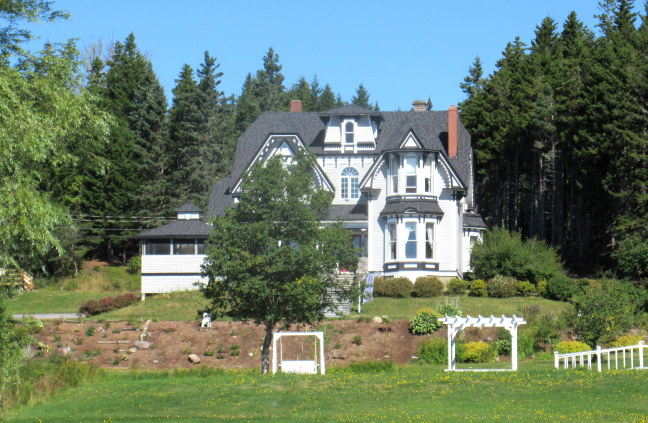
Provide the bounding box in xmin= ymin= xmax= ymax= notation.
xmin=137 ymin=100 xmax=486 ymax=299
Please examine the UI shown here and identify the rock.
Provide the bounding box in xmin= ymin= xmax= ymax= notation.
xmin=248 ymin=352 xmax=253 ymax=357
xmin=134 ymin=340 xmax=151 ymax=350
xmin=372 ymin=316 xmax=383 ymax=324
xmin=129 ymin=347 xmax=137 ymax=353
xmin=152 ymin=360 xmax=159 ymax=364
xmin=188 ymin=354 xmax=201 ymax=364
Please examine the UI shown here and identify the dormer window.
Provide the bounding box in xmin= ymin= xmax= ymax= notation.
xmin=344 ymin=122 xmax=354 ymax=144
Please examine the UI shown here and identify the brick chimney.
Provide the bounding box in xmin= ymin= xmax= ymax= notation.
xmin=290 ymin=99 xmax=302 ymax=112
xmin=412 ymin=100 xmax=426 ymax=112
xmin=448 ymin=105 xmax=458 ymax=158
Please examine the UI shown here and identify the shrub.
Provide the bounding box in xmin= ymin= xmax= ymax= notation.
xmin=493 ymin=339 xmax=511 ymax=356
xmin=537 ymin=280 xmax=548 ymax=296
xmin=113 ymin=293 xmax=138 ymax=309
xmin=85 ymin=325 xmax=95 ymax=337
xmin=518 ymin=332 xmax=536 ymax=359
xmin=23 ymin=317 xmax=44 ymax=334
xmin=413 ymin=276 xmax=444 ymax=297
xmin=469 ymin=279 xmax=488 ymax=297
xmin=544 ymin=275 xmax=576 ymax=301
xmin=470 ymin=227 xmax=564 ymax=284
xmin=486 ymin=275 xmax=517 ymax=298
xmin=555 ymin=341 xmax=591 ymax=353
xmin=516 ymin=281 xmax=537 ymax=297
xmin=373 ymin=277 xmax=413 ymax=298
xmin=437 ymin=303 xmax=462 ymax=317
xmin=446 ymin=278 xmax=467 ymax=295
xmin=613 ymin=234 xmax=648 ymax=279
xmin=127 ymin=256 xmax=142 ymax=275
xmin=607 ymin=334 xmax=644 ymax=348
xmin=564 ymin=280 xmax=638 ymax=346
xmin=409 ymin=308 xmax=442 ymax=335
xmin=460 ymin=342 xmax=496 ymax=363
xmin=79 ymin=293 xmax=139 ymax=316
xmin=417 ymin=338 xmax=448 ymax=364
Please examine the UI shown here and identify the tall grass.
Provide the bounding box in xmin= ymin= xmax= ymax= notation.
xmin=37 ymin=266 xmax=139 ymax=292
xmin=1 ymin=355 xmax=102 ymax=414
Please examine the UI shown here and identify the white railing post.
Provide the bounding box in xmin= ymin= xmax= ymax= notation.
xmin=640 ymin=341 xmax=645 ymax=369
xmin=596 ymin=346 xmax=602 ymax=372
xmin=554 ymin=351 xmax=559 ymax=369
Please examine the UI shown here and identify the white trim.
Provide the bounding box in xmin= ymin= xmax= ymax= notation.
xmin=439 ymin=315 xmax=526 ymax=372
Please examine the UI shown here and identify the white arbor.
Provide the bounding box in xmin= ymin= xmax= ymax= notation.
xmin=439 ymin=315 xmax=526 ymax=371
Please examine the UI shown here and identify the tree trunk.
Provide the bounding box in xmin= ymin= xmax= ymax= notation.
xmin=261 ymin=323 xmax=274 ymax=374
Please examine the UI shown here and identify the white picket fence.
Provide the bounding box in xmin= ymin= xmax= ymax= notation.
xmin=554 ymin=341 xmax=646 ymax=372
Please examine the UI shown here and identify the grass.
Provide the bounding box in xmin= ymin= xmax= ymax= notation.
xmin=101 ymin=291 xmax=209 ymax=321
xmin=5 ymin=291 xmax=121 ymax=315
xmin=36 ymin=266 xmax=140 ymax=292
xmin=5 ymin=363 xmax=648 ymax=422
xmin=357 ymin=296 xmax=567 ymax=319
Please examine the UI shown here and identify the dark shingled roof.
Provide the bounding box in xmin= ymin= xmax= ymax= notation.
xmin=463 ymin=212 xmax=487 ymax=228
xmin=380 ymin=199 xmax=444 ymax=216
xmin=136 ymin=220 xmax=212 ymax=239
xmin=319 ymin=104 xmax=381 ymax=116
xmin=206 ymin=108 xmax=474 ymax=219
xmin=175 ymin=203 xmax=201 ymax=213
xmin=326 ymin=203 xmax=368 ymax=221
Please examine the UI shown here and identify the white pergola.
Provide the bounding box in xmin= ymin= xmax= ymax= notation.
xmin=272 ymin=331 xmax=325 ymax=375
xmin=438 ymin=315 xmax=526 ymax=372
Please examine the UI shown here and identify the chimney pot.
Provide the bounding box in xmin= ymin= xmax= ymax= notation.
xmin=412 ymin=100 xmax=426 ymax=112
xmin=290 ymin=99 xmax=302 ymax=112
xmin=448 ymin=105 xmax=458 ymax=158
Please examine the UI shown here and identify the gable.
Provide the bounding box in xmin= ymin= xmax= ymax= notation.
xmin=231 ymin=134 xmax=334 ymax=194
xmin=399 ymin=130 xmax=423 ymax=149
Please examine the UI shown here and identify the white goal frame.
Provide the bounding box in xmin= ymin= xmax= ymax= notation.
xmin=272 ymin=331 xmax=325 ymax=375
xmin=438 ymin=315 xmax=526 ymax=372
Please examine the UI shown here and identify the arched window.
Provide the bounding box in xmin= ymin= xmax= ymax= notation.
xmin=341 ymin=167 xmax=360 ymax=199
xmin=344 ymin=122 xmax=354 ymax=144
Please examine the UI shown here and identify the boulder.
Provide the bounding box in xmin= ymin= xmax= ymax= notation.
xmin=372 ymin=316 xmax=383 ymax=324
xmin=188 ymin=354 xmax=201 ymax=364
xmin=134 ymin=340 xmax=151 ymax=350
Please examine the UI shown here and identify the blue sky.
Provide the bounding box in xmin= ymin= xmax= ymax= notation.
xmin=26 ymin=1 xmax=632 ymax=110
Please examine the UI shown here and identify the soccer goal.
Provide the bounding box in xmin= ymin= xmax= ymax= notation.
xmin=272 ymin=331 xmax=325 ymax=375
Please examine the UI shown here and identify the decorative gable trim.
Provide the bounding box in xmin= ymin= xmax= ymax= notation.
xmin=399 ymin=130 xmax=423 ymax=149
xmin=232 ymin=134 xmax=334 ymax=194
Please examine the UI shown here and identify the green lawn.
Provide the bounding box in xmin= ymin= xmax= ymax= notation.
xmin=5 ymin=291 xmax=121 ymax=315
xmin=101 ymin=291 xmax=209 ymax=321
xmin=357 ymin=296 xmax=567 ymax=319
xmin=6 ymin=363 xmax=647 ymax=422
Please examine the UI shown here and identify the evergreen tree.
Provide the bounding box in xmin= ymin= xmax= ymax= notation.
xmin=459 ymin=56 xmax=485 ymax=101
xmin=91 ymin=33 xmax=169 ymax=261
xmin=318 ymin=83 xmax=338 ymax=110
xmin=235 ymin=48 xmax=287 ymax=131
xmin=351 ymin=83 xmax=373 ymax=109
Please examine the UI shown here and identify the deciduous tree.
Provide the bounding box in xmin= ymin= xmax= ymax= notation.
xmin=201 ymin=151 xmax=358 ymax=374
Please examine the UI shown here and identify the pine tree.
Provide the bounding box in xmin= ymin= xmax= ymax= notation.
xmin=351 ymin=83 xmax=372 ymax=109
xmin=318 ymin=84 xmax=338 ymax=110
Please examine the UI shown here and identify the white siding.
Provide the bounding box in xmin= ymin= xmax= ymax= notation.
xmin=142 ymin=275 xmax=206 ymax=294
xmin=367 ymin=165 xmax=387 ymax=272
xmin=141 ymin=255 xmax=206 ymax=274
xmin=141 ymin=255 xmax=207 ymax=294
xmin=436 ymin=190 xmax=458 ymax=272
xmin=321 ymin=155 xmax=373 ymax=205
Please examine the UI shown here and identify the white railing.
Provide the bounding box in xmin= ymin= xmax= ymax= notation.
xmin=554 ymin=341 xmax=645 ymax=372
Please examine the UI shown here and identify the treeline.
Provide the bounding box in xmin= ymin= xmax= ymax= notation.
xmin=0 ymin=1 xmax=380 ymax=275
xmin=460 ymin=0 xmax=648 ymax=279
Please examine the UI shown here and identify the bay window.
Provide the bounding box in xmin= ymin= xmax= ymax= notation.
xmin=405 ymin=156 xmax=417 ymax=193
xmin=388 ymin=223 xmax=397 ymax=260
